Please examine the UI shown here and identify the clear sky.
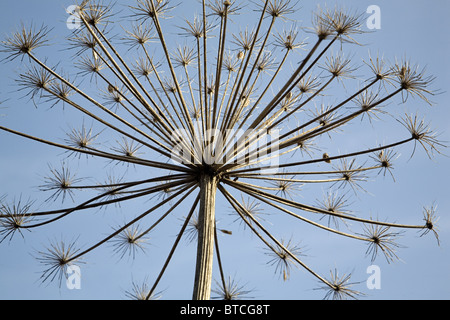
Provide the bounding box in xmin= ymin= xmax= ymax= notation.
xmin=0 ymin=0 xmax=449 ymax=300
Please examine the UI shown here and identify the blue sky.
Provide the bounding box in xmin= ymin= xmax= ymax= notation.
xmin=0 ymin=0 xmax=449 ymax=300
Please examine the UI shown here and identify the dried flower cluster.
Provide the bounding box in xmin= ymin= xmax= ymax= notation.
xmin=0 ymin=0 xmax=444 ymax=300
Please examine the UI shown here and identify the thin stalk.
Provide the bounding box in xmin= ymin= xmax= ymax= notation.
xmin=214 ymin=221 xmax=227 ymax=296
xmin=219 ymin=184 xmax=334 ymax=289
xmin=149 ymin=0 xmax=197 ymax=139
xmin=68 ymin=182 xmax=198 ymax=263
xmin=224 ymin=3 xmax=271 ymax=132
xmin=231 ymin=182 xmax=372 ymax=243
xmin=0 ymin=126 xmax=190 ymax=172
xmin=78 ymin=14 xmax=175 ymax=138
xmin=279 ymin=88 xmax=403 ymax=150
xmin=147 ymin=195 xmax=200 ymax=300
xmin=228 ymin=137 xmax=414 ymax=175
xmin=215 ymin=70 xmax=232 ymax=129
xmin=218 ymin=38 xmax=333 ymax=169
xmin=96 ymin=71 xmax=175 ymax=149
xmin=229 ymin=165 xmax=384 ymax=178
xmin=212 ymin=5 xmax=229 ymax=130
xmin=248 ymin=38 xmax=324 ymax=129
xmin=224 ymin=79 xmax=391 ymax=172
xmin=202 ymin=0 xmax=209 ymax=132
xmin=29 ymin=53 xmax=180 ymax=163
xmin=0 ymin=175 xmax=191 ymax=219
xmin=238 ymin=49 xmax=290 ymax=129
xmin=24 ymin=178 xmax=195 ymax=229
xmin=224 ymin=178 xmax=426 ymax=230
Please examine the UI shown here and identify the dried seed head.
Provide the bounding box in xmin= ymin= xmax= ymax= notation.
xmin=311 ymin=8 xmax=335 ymax=40
xmin=39 ymin=163 xmax=83 ymax=203
xmin=190 ymin=106 xmax=202 ymax=120
xmin=207 ymin=0 xmax=240 ymax=18
xmin=310 ymin=104 xmax=338 ymax=129
xmin=332 ymin=159 xmax=368 ymax=193
xmin=122 ymin=24 xmax=157 ymax=49
xmin=399 ymin=113 xmax=446 ymax=159
xmin=265 ymin=238 xmax=305 ymax=281
xmin=180 ymin=15 xmax=215 ymax=39
xmin=268 ymin=175 xmax=301 ymax=200
xmin=393 ymin=59 xmax=436 ymax=105
xmin=1 ymin=23 xmax=50 ymax=60
xmin=363 ymin=52 xmax=395 ymax=84
xmin=279 ymin=92 xmax=296 ymax=112
xmin=352 ymin=89 xmax=387 ymax=123
xmin=254 ymin=52 xmax=276 ymax=73
xmin=130 ymin=0 xmax=175 ymax=21
xmin=231 ymin=196 xmax=265 ymax=229
xmin=319 ymin=6 xmax=364 ymax=43
xmin=297 ymin=74 xmax=321 ymax=96
xmin=79 ymin=1 xmax=114 ymax=27
xmin=185 ymin=213 xmax=200 ymax=243
xmin=46 ymin=80 xmax=75 ymax=108
xmin=111 ymin=137 xmax=143 ymax=158
xmin=173 ymin=45 xmax=196 ymax=68
xmin=76 ymin=55 xmax=105 ymax=78
xmin=260 ymin=0 xmax=297 ymax=20
xmin=295 ymin=136 xmax=319 ymax=158
xmin=102 ymin=84 xmax=129 ymax=110
xmin=232 ymin=28 xmax=260 ymax=51
xmin=98 ymin=174 xmax=126 ymax=207
xmin=273 ymin=27 xmax=306 ymax=51
xmin=212 ymin=276 xmax=253 ymax=300
xmin=65 ymin=122 xmax=101 ymax=154
xmin=369 ymin=148 xmax=398 ymax=181
xmin=125 ymin=279 xmax=162 ymax=300
xmin=222 ymin=52 xmax=240 ymax=72
xmin=316 ymin=191 xmax=352 ymax=229
xmin=321 ymin=52 xmax=356 ymax=79
xmin=133 ymin=55 xmax=159 ymax=77
xmin=162 ymin=76 xmax=183 ymax=94
xmin=111 ymin=225 xmax=149 ymax=260
xmin=360 ymin=223 xmax=403 ymax=263
xmin=318 ymin=269 xmax=363 ymax=300
xmin=16 ymin=65 xmax=54 ymax=102
xmin=0 ymin=198 xmax=34 ymax=243
xmin=35 ymin=239 xmax=84 ymax=287
xmin=421 ymin=205 xmax=440 ymax=245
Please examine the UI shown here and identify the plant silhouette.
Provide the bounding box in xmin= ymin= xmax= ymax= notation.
xmin=0 ymin=0 xmax=444 ymax=300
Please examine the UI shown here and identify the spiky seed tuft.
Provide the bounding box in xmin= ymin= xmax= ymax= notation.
xmin=318 ymin=269 xmax=364 ymax=300
xmin=399 ymin=113 xmax=446 ymax=159
xmin=265 ymin=238 xmax=305 ymax=281
xmin=35 ymin=239 xmax=84 ymax=287
xmin=1 ymin=23 xmax=50 ymax=60
xmin=212 ymin=276 xmax=253 ymax=300
xmin=360 ymin=223 xmax=403 ymax=263
xmin=421 ymin=205 xmax=440 ymax=245
xmin=0 ymin=198 xmax=34 ymax=243
xmin=111 ymin=225 xmax=149 ymax=260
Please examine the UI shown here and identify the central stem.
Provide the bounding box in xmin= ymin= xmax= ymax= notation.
xmin=193 ymin=173 xmax=218 ymax=300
